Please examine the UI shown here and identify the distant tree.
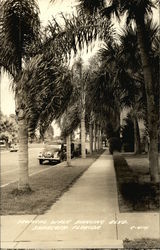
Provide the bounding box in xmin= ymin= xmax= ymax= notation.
xmin=0 ymin=112 xmax=18 ymax=145
xmin=44 ymin=125 xmax=54 ymax=141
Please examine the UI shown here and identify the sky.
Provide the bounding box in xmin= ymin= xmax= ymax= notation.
xmin=0 ymin=0 xmax=159 ymax=117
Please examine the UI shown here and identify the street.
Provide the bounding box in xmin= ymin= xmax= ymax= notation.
xmin=1 ymin=144 xmax=58 ymax=187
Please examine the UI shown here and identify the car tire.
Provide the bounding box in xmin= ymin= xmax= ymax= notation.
xmin=39 ymin=159 xmax=43 ymax=165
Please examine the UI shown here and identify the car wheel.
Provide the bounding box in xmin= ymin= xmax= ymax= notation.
xmin=39 ymin=159 xmax=43 ymax=165
xmin=59 ymin=156 xmax=63 ymax=162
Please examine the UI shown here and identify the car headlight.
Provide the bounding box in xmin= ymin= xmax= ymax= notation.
xmin=54 ymin=152 xmax=58 ymax=157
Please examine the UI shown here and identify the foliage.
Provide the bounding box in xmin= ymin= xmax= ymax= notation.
xmin=58 ymin=58 xmax=86 ymax=138
xmin=121 ymin=114 xmax=134 ymax=152
xmin=44 ymin=11 xmax=113 ymax=59
xmin=108 ymin=137 xmax=121 ymax=154
xmin=97 ymin=18 xmax=159 ymax=138
xmin=43 ymin=125 xmax=54 ymax=141
xmin=0 ymin=0 xmax=41 ymax=77
xmin=0 ymin=112 xmax=18 ymax=143
xmin=124 ymin=238 xmax=160 ymax=248
xmin=59 ymin=103 xmax=81 ymax=138
xmin=119 ymin=21 xmax=159 ymax=123
xmin=77 ymin=0 xmax=105 ymax=15
xmin=87 ymin=46 xmax=121 ymax=137
xmin=102 ymin=0 xmax=157 ymax=23
xmin=113 ymin=153 xmax=160 ymax=211
xmin=16 ymin=10 xmax=113 ymax=138
xmin=19 ymin=54 xmax=73 ymax=137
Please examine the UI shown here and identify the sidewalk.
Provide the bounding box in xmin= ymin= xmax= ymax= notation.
xmin=1 ymin=150 xmax=159 ymax=248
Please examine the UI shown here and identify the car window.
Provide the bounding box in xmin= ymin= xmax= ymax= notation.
xmin=0 ymin=141 xmax=5 ymax=145
xmin=44 ymin=144 xmax=61 ymax=150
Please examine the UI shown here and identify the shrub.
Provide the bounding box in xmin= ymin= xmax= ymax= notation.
xmin=108 ymin=137 xmax=121 ymax=154
xmin=113 ymin=154 xmax=160 ymax=211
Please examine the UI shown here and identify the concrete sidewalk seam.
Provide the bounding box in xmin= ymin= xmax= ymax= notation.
xmin=14 ymin=215 xmax=38 ymax=242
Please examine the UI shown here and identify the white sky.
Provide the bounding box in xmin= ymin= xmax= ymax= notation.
xmin=0 ymin=0 xmax=159 ymax=118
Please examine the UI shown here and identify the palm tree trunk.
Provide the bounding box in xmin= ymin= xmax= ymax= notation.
xmin=134 ymin=117 xmax=141 ymax=154
xmin=15 ymin=90 xmax=30 ymax=191
xmin=93 ymin=121 xmax=97 ymax=151
xmin=100 ymin=129 xmax=103 ymax=149
xmin=18 ymin=115 xmax=29 ymax=190
xmin=97 ymin=124 xmax=100 ymax=150
xmin=66 ymin=134 xmax=71 ymax=166
xmin=89 ymin=123 xmax=93 ymax=154
xmin=81 ymin=109 xmax=86 ymax=159
xmin=136 ymin=18 xmax=159 ymax=182
xmin=17 ymin=19 xmax=30 ymax=190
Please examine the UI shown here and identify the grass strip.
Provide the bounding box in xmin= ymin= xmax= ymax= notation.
xmin=1 ymin=151 xmax=103 ymax=215
xmin=124 ymin=238 xmax=160 ymax=248
xmin=113 ymin=153 xmax=160 ymax=212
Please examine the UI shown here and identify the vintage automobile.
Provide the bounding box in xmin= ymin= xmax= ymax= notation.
xmin=10 ymin=144 xmax=18 ymax=152
xmin=38 ymin=143 xmax=66 ymax=165
xmin=0 ymin=140 xmax=6 ymax=150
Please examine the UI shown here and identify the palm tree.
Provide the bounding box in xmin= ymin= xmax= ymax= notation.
xmin=99 ymin=36 xmax=144 ymax=154
xmin=0 ymin=0 xmax=40 ymax=191
xmin=88 ymin=51 xmax=121 ymax=138
xmin=120 ymin=21 xmax=159 ymax=156
xmin=72 ymin=58 xmax=87 ymax=159
xmin=113 ymin=28 xmax=142 ymax=153
xmin=59 ymin=103 xmax=81 ymax=166
xmin=88 ymin=111 xmax=94 ymax=153
xmin=66 ymin=134 xmax=71 ymax=166
xmin=133 ymin=113 xmax=141 ymax=154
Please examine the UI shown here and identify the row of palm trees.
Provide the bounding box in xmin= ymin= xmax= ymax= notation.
xmin=53 ymin=0 xmax=159 ymax=181
xmin=0 ymin=0 xmax=159 ymax=193
xmin=78 ymin=0 xmax=159 ymax=181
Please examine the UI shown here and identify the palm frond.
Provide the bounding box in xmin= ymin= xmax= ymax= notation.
xmin=18 ymin=51 xmax=73 ymax=137
xmin=60 ymin=103 xmax=81 ymax=137
xmin=0 ymin=0 xmax=40 ymax=77
xmin=77 ymin=0 xmax=105 ymax=15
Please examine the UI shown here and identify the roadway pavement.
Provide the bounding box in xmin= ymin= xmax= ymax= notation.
xmin=1 ymin=150 xmax=160 ymax=248
xmin=1 ymin=146 xmax=58 ymax=187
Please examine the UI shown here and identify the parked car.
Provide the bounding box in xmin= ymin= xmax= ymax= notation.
xmin=38 ymin=141 xmax=78 ymax=165
xmin=0 ymin=140 xmax=6 ymax=150
xmin=38 ymin=143 xmax=66 ymax=165
xmin=10 ymin=144 xmax=18 ymax=152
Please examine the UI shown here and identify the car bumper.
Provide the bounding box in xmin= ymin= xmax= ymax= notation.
xmin=38 ymin=157 xmax=60 ymax=162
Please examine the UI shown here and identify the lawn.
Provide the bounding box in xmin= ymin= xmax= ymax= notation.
xmin=123 ymin=238 xmax=160 ymax=248
xmin=1 ymin=151 xmax=103 ymax=215
xmin=113 ymin=153 xmax=160 ymax=212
